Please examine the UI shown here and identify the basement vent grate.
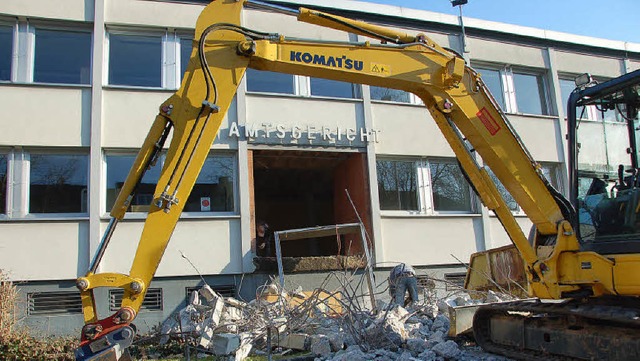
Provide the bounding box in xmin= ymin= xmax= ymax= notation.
xmin=415 ymin=275 xmax=436 ymax=290
xmin=444 ymin=272 xmax=467 ymax=291
xmin=27 ymin=291 xmax=83 ymax=316
xmin=185 ymin=284 xmax=236 ymax=301
xmin=109 ymin=288 xmax=163 ymax=312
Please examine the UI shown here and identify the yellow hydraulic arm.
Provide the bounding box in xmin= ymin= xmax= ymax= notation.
xmin=74 ymin=1 xmax=636 ymax=359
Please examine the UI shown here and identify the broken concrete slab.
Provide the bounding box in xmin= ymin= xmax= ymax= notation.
xmin=432 ymin=340 xmax=461 ymax=359
xmin=211 ymin=333 xmax=241 ymax=355
xmin=277 ymin=333 xmax=308 ymax=350
xmin=310 ymin=334 xmax=332 ymax=356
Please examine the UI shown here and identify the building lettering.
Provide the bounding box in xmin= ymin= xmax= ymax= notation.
xmin=227 ymin=122 xmax=380 ymax=144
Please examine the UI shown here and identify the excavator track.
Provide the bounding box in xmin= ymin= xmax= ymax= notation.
xmin=473 ymin=298 xmax=640 ymax=360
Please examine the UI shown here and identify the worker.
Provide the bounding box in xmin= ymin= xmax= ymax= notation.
xmin=389 ymin=263 xmax=419 ymax=306
xmin=254 ymin=220 xmax=273 ymax=257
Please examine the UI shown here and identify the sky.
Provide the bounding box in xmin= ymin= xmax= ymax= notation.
xmin=364 ymin=0 xmax=640 ymax=44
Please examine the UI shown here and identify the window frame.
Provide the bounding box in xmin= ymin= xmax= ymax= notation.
xmin=30 ymin=23 xmax=93 ymax=85
xmin=486 ymin=162 xmax=564 ymax=216
xmin=103 ymin=150 xmax=239 ymax=218
xmin=105 ymin=28 xmax=166 ymax=89
xmin=377 ymin=157 xmax=477 ymax=216
xmin=25 ymin=149 xmax=90 ymax=218
xmin=369 ymin=85 xmax=423 ymax=105
xmin=308 ymin=77 xmax=362 ymax=100
xmin=0 ymin=150 xmax=10 ymax=219
xmin=510 ymin=67 xmax=550 ymax=116
xmin=176 ymin=31 xmax=194 ymax=87
xmin=0 ymin=19 xmax=93 ymax=86
xmin=472 ymin=62 xmax=551 ymax=116
xmin=244 ymin=68 xmax=298 ymax=96
xmin=0 ymin=20 xmax=16 ymax=83
xmin=559 ymin=74 xmax=621 ymax=123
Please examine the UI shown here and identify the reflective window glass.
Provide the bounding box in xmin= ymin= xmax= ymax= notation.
xmin=109 ymin=34 xmax=162 ymax=87
xmin=185 ymin=156 xmax=234 ymax=212
xmin=106 ymin=154 xmax=162 ymax=212
xmin=30 ymin=154 xmax=88 ymax=213
xmin=429 ymin=162 xmax=472 ymax=212
xmin=377 ymin=160 xmax=418 ymax=211
xmin=370 ymin=86 xmax=410 ymax=103
xmin=106 ymin=153 xmax=235 ymax=213
xmin=34 ymin=29 xmax=91 ymax=84
xmin=559 ymin=78 xmax=586 ymax=118
xmin=310 ymin=78 xmax=358 ymax=99
xmin=0 ymin=154 xmax=6 ymax=214
xmin=514 ymin=72 xmax=548 ymax=115
xmin=487 ymin=168 xmax=519 ymax=212
xmin=245 ymin=68 xmax=294 ymax=94
xmin=476 ymin=68 xmax=505 ymax=110
xmin=0 ymin=26 xmax=12 ymax=81
xmin=180 ymin=37 xmax=193 ymax=78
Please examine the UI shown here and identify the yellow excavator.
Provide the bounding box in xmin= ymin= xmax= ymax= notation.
xmin=73 ymin=1 xmax=640 ymax=360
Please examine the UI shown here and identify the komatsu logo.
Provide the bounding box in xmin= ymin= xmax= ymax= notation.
xmin=290 ymin=51 xmax=364 ymax=71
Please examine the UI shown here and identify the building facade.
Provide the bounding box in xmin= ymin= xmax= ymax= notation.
xmin=1 ymin=0 xmax=639 ymax=334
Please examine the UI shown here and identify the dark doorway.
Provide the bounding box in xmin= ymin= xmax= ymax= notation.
xmin=252 ymin=150 xmax=370 ymax=258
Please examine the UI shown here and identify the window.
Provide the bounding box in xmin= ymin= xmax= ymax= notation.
xmin=106 ymin=154 xmax=162 ymax=212
xmin=245 ymin=68 xmax=295 ymax=94
xmin=475 ymin=67 xmax=505 ymax=110
xmin=310 ymin=78 xmax=359 ymax=99
xmin=473 ymin=64 xmax=549 ymax=115
xmin=0 ymin=154 xmax=6 ymax=214
xmin=429 ymin=161 xmax=473 ymax=212
xmin=0 ymin=25 xmax=12 ymax=81
xmin=370 ymin=86 xmax=410 ymax=103
xmin=377 ymin=158 xmax=475 ymax=214
xmin=179 ymin=36 xmax=193 ymax=78
xmin=108 ymin=33 xmax=162 ymax=87
xmin=34 ymin=28 xmax=91 ymax=84
xmin=29 ymin=154 xmax=88 ymax=214
xmin=560 ymin=77 xmax=619 ymax=122
xmin=559 ymin=78 xmax=585 ymax=118
xmin=106 ymin=153 xmax=235 ymax=213
xmin=513 ymin=72 xmax=548 ymax=115
xmin=487 ymin=163 xmax=562 ymax=214
xmin=377 ymin=160 xmax=418 ymax=211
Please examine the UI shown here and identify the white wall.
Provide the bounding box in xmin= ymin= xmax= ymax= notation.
xmin=105 ymin=0 xmax=202 ymax=28
xmin=99 ymin=218 xmax=242 ymax=276
xmin=508 ymin=115 xmax=563 ymax=162
xmin=555 ymin=51 xmax=624 ymax=78
xmin=379 ymin=216 xmax=481 ymax=266
xmin=372 ymin=103 xmax=453 ymax=157
xmin=244 ymin=9 xmax=349 ymax=41
xmin=0 ymin=221 xmax=89 ymax=280
xmin=487 ymin=216 xmax=532 ymax=249
xmin=2 ymin=0 xmax=92 ymax=22
xmin=468 ymin=37 xmax=546 ymax=68
xmin=0 ymin=86 xmax=90 ymax=147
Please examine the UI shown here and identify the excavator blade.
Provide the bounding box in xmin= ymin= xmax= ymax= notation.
xmin=74 ymin=325 xmax=135 ymax=361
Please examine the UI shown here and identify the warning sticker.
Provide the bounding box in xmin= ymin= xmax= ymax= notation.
xmin=476 ymin=107 xmax=501 ymax=135
xmin=370 ymin=63 xmax=391 ymax=76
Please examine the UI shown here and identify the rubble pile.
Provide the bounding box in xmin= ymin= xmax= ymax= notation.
xmin=158 ymin=272 xmax=514 ymax=360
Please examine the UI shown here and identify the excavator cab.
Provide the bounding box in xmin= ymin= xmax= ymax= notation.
xmin=568 ymin=69 xmax=640 ymax=254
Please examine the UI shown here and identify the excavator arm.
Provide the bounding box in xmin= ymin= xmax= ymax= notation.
xmin=74 ymin=1 xmax=634 ymax=360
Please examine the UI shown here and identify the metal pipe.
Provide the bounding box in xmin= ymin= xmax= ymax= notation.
xmin=245 ymin=0 xmax=299 ymax=17
xmin=88 ymin=217 xmax=119 ymax=274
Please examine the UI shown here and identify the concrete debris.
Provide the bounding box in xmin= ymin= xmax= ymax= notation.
xmin=310 ymin=334 xmax=332 ymax=356
xmin=156 ymin=273 xmax=516 ymax=361
xmin=211 ymin=333 xmax=241 ymax=355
